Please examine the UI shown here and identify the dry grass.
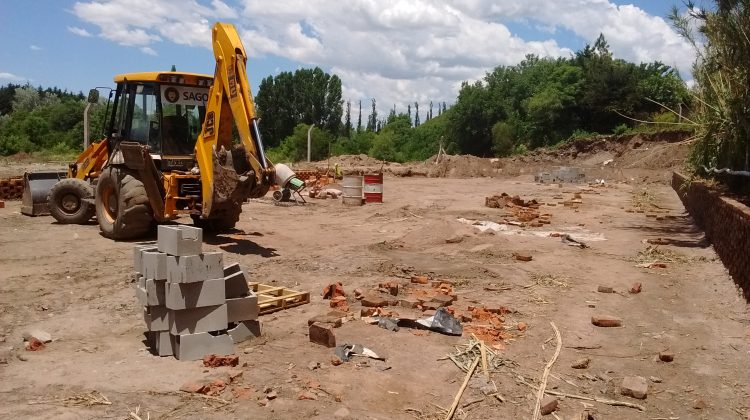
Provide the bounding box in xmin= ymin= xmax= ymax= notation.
xmin=632 ymin=245 xmax=691 ymax=264
xmin=530 ymin=273 xmax=571 ymax=289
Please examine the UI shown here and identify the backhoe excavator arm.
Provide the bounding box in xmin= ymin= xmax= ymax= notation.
xmin=195 ymin=22 xmax=275 ymax=218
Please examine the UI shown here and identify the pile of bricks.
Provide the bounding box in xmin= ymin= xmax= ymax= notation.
xmin=134 ymin=225 xmax=260 ymax=360
xmin=0 ymin=178 xmax=23 ymax=200
xmin=485 ymin=192 xmax=552 ymax=226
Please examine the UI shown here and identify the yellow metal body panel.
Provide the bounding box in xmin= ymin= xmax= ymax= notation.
xmin=161 ymin=173 xmax=202 ymax=217
xmin=195 ymin=22 xmax=274 ymax=218
xmin=68 ymin=140 xmax=109 ymax=180
xmin=114 ymin=72 xmax=212 ymax=85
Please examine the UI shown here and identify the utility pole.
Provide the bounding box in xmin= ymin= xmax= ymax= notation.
xmin=307 ymin=124 xmax=315 ymax=162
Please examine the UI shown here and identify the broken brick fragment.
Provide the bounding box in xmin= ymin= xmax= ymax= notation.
xmin=410 ymin=275 xmax=429 ymax=284
xmin=202 ymin=354 xmax=239 ymax=368
xmin=591 ymin=315 xmax=622 ymax=327
xmin=322 ymin=282 xmax=346 ymax=300
xmin=309 ymin=322 xmax=336 ymax=348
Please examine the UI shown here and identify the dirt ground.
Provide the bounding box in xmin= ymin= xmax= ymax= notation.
xmin=1 ymin=168 xmax=749 ymax=419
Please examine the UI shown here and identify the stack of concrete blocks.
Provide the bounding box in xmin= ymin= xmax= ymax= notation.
xmin=134 ymin=225 xmax=260 ymax=360
xmin=535 ymin=166 xmax=586 ymax=184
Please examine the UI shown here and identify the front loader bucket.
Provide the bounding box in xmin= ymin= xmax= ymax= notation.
xmin=21 ymin=171 xmax=67 ymax=216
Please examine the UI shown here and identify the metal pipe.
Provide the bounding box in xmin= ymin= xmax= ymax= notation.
xmin=83 ymin=102 xmax=92 ymax=150
xmin=251 ymin=119 xmax=267 ymax=169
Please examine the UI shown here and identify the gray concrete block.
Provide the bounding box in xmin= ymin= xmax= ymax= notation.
xmin=133 ymin=243 xmax=158 ymax=273
xmin=142 ymin=251 xmax=167 ymax=280
xmin=148 ymin=330 xmax=174 ymax=356
xmin=224 ymin=265 xmax=250 ymax=299
xmin=171 ymin=331 xmax=234 ymax=361
xmin=167 ymin=252 xmax=224 ymax=284
xmin=145 ymin=279 xmax=166 ymax=306
xmin=135 ymin=284 xmax=147 ymax=307
xmin=143 ymin=305 xmax=169 ymax=331
xmin=158 ymin=225 xmax=203 ymax=256
xmin=226 ymin=293 xmax=258 ymax=322
xmin=223 ymin=262 xmax=242 ymax=277
xmin=227 ymin=320 xmax=261 ymax=344
xmin=169 ymin=304 xmax=228 ymax=335
xmin=165 ymin=278 xmax=226 ymax=310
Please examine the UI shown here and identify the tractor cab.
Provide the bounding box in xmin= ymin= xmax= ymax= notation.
xmin=107 ymin=72 xmax=213 ymax=171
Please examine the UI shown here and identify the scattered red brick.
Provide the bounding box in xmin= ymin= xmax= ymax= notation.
xmin=24 ymin=337 xmax=45 ymax=351
xmin=597 ymin=285 xmax=614 ymax=293
xmin=514 ymin=253 xmax=533 ymax=262
xmin=322 ymin=282 xmax=346 ymax=299
xmin=629 ymin=282 xmax=642 ymax=294
xmin=517 ymin=322 xmax=527 ymax=332
xmin=203 ymin=354 xmax=239 ymax=367
xmin=361 ymin=293 xmax=389 ymax=307
xmin=329 ymin=296 xmax=349 ymax=311
xmin=591 ymin=315 xmax=622 ymax=327
xmin=411 ymin=275 xmax=429 ymax=284
xmin=659 ymin=351 xmax=674 ymax=362
xmin=180 ymin=379 xmax=227 ymax=396
xmin=378 ymin=281 xmax=399 ymax=296
xmin=309 ymin=323 xmax=336 ymax=347
xmin=540 ymin=396 xmax=559 ymax=415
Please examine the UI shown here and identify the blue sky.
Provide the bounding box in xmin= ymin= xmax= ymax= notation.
xmin=0 ymin=1 xmax=697 ymax=112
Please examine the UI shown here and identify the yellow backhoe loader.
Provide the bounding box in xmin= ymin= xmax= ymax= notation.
xmin=21 ymin=22 xmax=300 ymax=239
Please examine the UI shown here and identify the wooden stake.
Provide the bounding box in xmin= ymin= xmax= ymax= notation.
xmin=445 ymin=355 xmax=480 ymax=420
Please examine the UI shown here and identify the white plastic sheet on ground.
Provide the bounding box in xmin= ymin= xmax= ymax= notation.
xmin=457 ymin=218 xmax=606 ymax=242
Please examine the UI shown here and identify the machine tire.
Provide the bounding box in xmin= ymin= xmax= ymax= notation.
xmin=48 ymin=178 xmax=95 ymax=224
xmin=95 ymin=166 xmax=154 ymax=240
xmin=192 ymin=207 xmax=241 ymax=233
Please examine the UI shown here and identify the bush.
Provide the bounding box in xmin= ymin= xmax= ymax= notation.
xmin=612 ymin=123 xmax=629 ymax=135
xmin=0 ymin=133 xmax=34 ymax=155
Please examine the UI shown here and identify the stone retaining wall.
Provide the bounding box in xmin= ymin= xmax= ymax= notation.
xmin=672 ymin=172 xmax=750 ymax=301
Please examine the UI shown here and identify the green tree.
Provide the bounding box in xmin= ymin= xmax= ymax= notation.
xmin=254 ymin=67 xmax=343 ymax=147
xmin=343 ymin=100 xmax=352 ymax=137
xmin=367 ymin=99 xmax=377 ymax=132
xmin=491 ymin=121 xmax=516 ymax=156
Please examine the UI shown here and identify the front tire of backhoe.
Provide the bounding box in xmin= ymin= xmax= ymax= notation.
xmin=191 ymin=207 xmax=241 ymax=233
xmin=48 ymin=178 xmax=95 ymax=224
xmin=95 ymin=166 xmax=153 ymax=240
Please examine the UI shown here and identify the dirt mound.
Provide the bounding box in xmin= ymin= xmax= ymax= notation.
xmin=397 ymin=219 xmax=477 ymax=248
xmin=292 ymin=130 xmax=692 ymax=181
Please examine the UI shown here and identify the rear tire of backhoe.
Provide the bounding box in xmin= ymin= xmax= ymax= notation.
xmin=48 ymin=178 xmax=95 ymax=224
xmin=95 ymin=166 xmax=153 ymax=240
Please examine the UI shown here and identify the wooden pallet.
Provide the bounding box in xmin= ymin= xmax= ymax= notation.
xmin=248 ymin=282 xmax=310 ymax=315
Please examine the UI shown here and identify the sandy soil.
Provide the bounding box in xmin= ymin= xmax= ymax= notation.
xmin=0 ymin=172 xmax=749 ymax=419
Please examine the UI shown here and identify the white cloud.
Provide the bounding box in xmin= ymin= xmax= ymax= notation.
xmin=29 ymin=45 xmax=42 ymax=51
xmin=71 ymin=0 xmax=239 ymax=48
xmin=140 ymin=46 xmax=158 ymax=56
xmin=0 ymin=72 xmax=26 ymax=82
xmin=67 ymin=26 xmax=93 ymax=37
xmin=71 ymin=0 xmax=696 ymax=115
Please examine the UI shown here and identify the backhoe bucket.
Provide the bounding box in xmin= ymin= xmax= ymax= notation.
xmin=21 ymin=171 xmax=67 ymax=216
